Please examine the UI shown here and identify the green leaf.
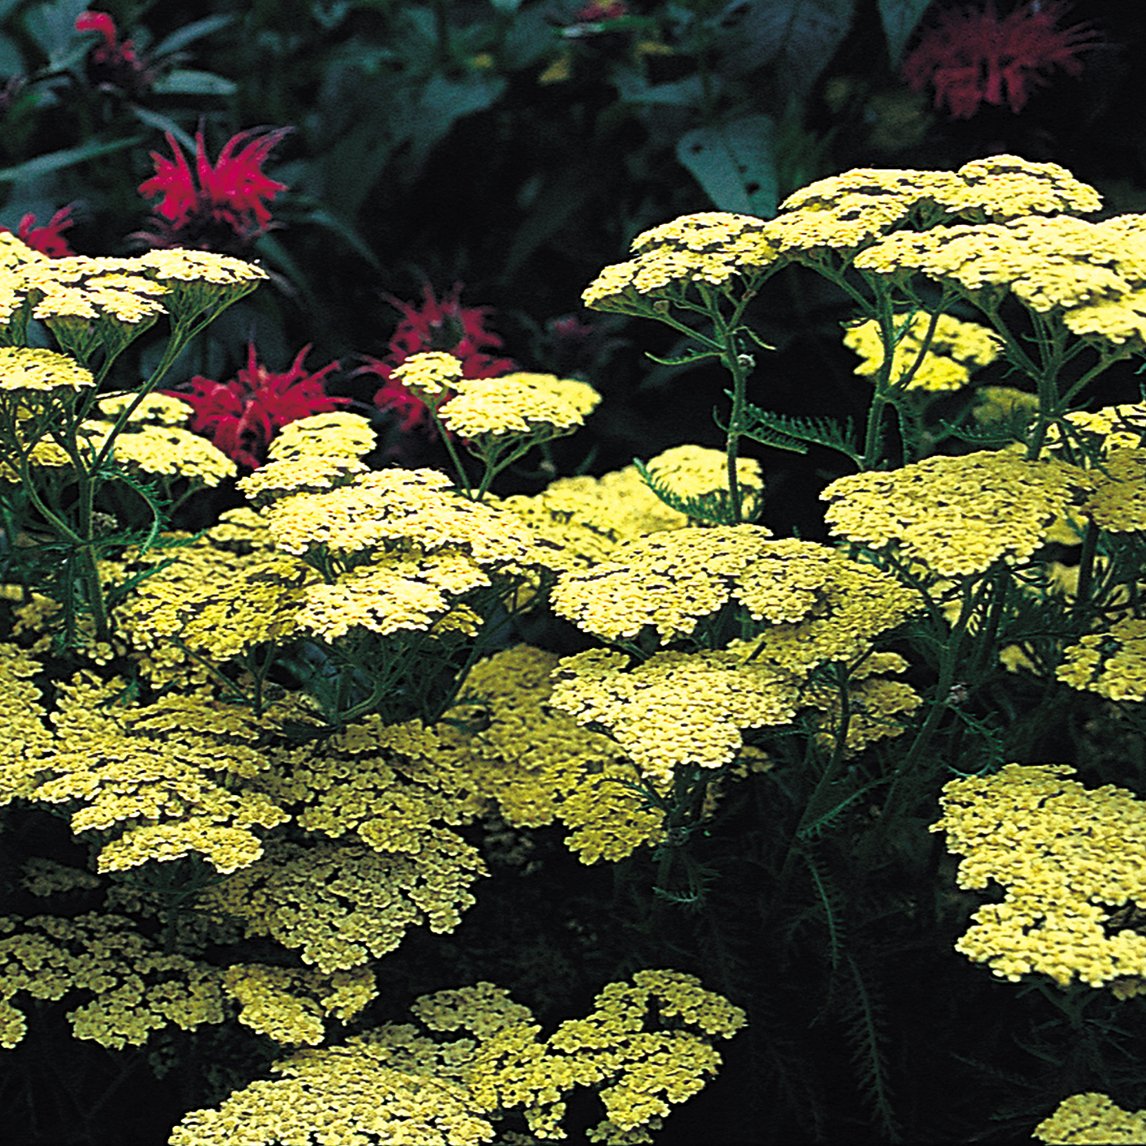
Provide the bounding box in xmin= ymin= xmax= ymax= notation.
xmin=151 ymin=14 xmax=234 ymax=56
xmin=150 ymin=69 xmax=237 ymax=97
xmin=405 ymin=72 xmax=507 ymax=174
xmin=675 ymin=115 xmax=778 ymax=216
xmin=735 ymin=400 xmax=862 ymax=464
xmin=877 ymin=0 xmax=931 ymax=67
xmin=0 ymin=135 xmax=143 ymax=184
xmin=726 ymin=0 xmax=855 ymax=99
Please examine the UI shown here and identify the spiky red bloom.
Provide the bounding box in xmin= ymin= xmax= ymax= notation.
xmin=2 ymin=206 xmax=76 ymax=257
xmin=76 ymin=10 xmax=151 ymax=94
xmin=167 ymin=344 xmax=346 ymax=470
xmin=903 ymin=1 xmax=1095 ymax=119
xmin=360 ymin=283 xmax=516 ymax=433
xmin=137 ymin=127 xmax=291 ymax=250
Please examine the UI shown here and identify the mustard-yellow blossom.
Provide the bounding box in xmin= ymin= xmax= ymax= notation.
xmin=0 ymin=346 xmax=94 ymax=393
xmin=437 ymin=371 xmax=600 ymax=438
xmin=1034 ymin=1093 xmax=1146 ymax=1145
xmin=822 ymin=450 xmax=1096 ymax=578
xmin=1056 ymin=615 xmax=1146 ymax=702
xmin=932 ymin=764 xmax=1146 ymax=988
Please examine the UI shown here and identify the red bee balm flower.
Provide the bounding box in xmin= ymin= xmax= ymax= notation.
xmin=76 ymin=10 xmax=152 ymax=94
xmin=902 ymin=1 xmax=1095 ymax=119
xmin=1 ymin=206 xmax=76 ymax=257
xmin=138 ymin=127 xmax=291 ymax=250
xmin=361 ymin=283 xmax=516 ymax=433
xmin=168 ymin=344 xmax=346 ymax=470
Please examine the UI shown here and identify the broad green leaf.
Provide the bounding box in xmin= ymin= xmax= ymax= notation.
xmin=877 ymin=0 xmax=932 ymax=67
xmin=675 ymin=115 xmax=777 ymax=216
xmin=150 ymin=69 xmax=237 ymax=96
xmin=726 ymin=0 xmax=856 ymax=99
xmin=0 ymin=135 xmax=142 ymax=184
xmin=151 ymin=14 xmax=234 ymax=56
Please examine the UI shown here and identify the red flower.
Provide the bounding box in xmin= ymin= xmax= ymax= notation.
xmin=137 ymin=127 xmax=291 ymax=251
xmin=360 ymin=283 xmax=516 ymax=433
xmin=1 ymin=206 xmax=76 ymax=257
xmin=167 ymin=344 xmax=346 ymax=470
xmin=575 ymin=1 xmax=628 ymax=21
xmin=902 ymin=1 xmax=1095 ymax=119
xmin=76 ymin=10 xmax=152 ymax=94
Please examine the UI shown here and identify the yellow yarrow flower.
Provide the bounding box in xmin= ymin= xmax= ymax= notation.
xmin=391 ymin=350 xmax=464 ymax=402
xmin=550 ymin=527 xmax=920 ymax=648
xmin=437 ymin=371 xmax=600 ymax=438
xmin=1083 ymin=448 xmax=1146 ymax=533
xmin=641 ymin=442 xmax=764 ymax=502
xmin=932 ymin=764 xmax=1146 ymax=989
xmin=582 ymin=211 xmax=780 ymax=312
xmin=550 ymin=644 xmax=806 ymax=785
xmin=843 ymin=311 xmax=1002 ymax=392
xmin=1057 ymin=615 xmax=1146 ymax=703
xmin=1035 ymin=1093 xmax=1146 ymax=1145
xmin=0 ymin=346 xmax=94 ymax=392
xmin=822 ymin=450 xmax=1096 ymax=579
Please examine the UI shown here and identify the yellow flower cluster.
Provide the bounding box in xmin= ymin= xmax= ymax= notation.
xmin=0 ymin=911 xmax=226 ymax=1050
xmin=1034 ymin=1093 xmax=1146 ymax=1145
xmin=499 ymin=462 xmax=688 ymax=574
xmin=822 ymin=450 xmax=1096 ymax=578
xmin=932 ymin=764 xmax=1146 ymax=988
xmin=582 ymin=211 xmax=780 ymax=312
xmin=641 ymin=442 xmax=765 ymax=504
xmin=855 ymin=212 xmax=1146 ymax=353
xmin=1051 ymin=402 xmax=1146 ymax=454
xmin=843 ymin=311 xmax=1002 ymax=392
xmin=84 ymin=392 xmax=235 ymax=487
xmin=0 ymin=643 xmax=53 ymax=807
xmin=437 ymin=644 xmax=665 ymax=862
xmin=1083 ymin=448 xmax=1146 ymax=533
xmin=200 ymin=837 xmax=484 ymax=974
xmin=0 ymin=236 xmax=264 ymax=352
xmin=438 ymin=371 xmax=600 ymax=438
xmin=551 ymin=643 xmax=805 ymax=785
xmin=29 ymin=673 xmax=288 ymax=874
xmin=391 ymin=350 xmax=464 ymax=402
xmin=239 ymin=410 xmax=375 ymax=502
xmin=115 ymin=513 xmax=313 ymax=675
xmin=1056 ymin=615 xmax=1146 ymax=702
xmin=804 ymin=653 xmax=923 ymax=755
xmin=550 ymin=527 xmax=920 ymax=651
xmin=222 ymin=963 xmax=378 ymax=1046
xmin=170 ymin=970 xmax=743 ymax=1146
xmin=0 ymin=346 xmax=94 ymax=393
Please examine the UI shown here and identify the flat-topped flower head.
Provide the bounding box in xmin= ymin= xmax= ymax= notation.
xmin=551 ymin=528 xmax=920 ymax=652
xmin=940 ymin=155 xmax=1102 ymax=219
xmin=438 ymin=371 xmax=599 ymax=439
xmin=641 ymin=442 xmax=764 ymax=503
xmin=932 ymin=763 xmax=1146 ymax=988
xmin=822 ymin=450 xmax=1096 ymax=579
xmin=583 ymin=211 xmax=779 ymax=313
xmin=1035 ymin=1094 xmax=1146 ymax=1146
xmin=1057 ymin=615 xmax=1146 ymax=703
xmin=843 ymin=311 xmax=1002 ymax=392
xmin=257 ymin=467 xmax=542 ymax=584
xmin=551 ymin=643 xmax=804 ymax=785
xmin=0 ymin=346 xmax=94 ymax=393
xmin=391 ymin=350 xmax=465 ymax=405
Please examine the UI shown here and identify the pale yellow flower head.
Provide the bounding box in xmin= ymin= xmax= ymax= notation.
xmin=843 ymin=311 xmax=1002 ymax=392
xmin=1035 ymin=1093 xmax=1146 ymax=1146
xmin=583 ymin=211 xmax=780 ymax=312
xmin=438 ymin=371 xmax=600 ymax=438
xmin=1056 ymin=615 xmax=1146 ymax=703
xmin=933 ymin=764 xmax=1146 ymax=989
xmin=0 ymin=346 xmax=94 ymax=392
xmin=391 ymin=350 xmax=464 ymax=401
xmin=822 ymin=450 xmax=1096 ymax=579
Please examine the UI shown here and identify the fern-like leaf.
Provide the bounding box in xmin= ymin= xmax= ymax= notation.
xmin=730 ymin=399 xmax=863 ymax=464
xmin=842 ymin=953 xmax=901 ymax=1143
xmin=633 ymin=457 xmax=764 ymax=525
